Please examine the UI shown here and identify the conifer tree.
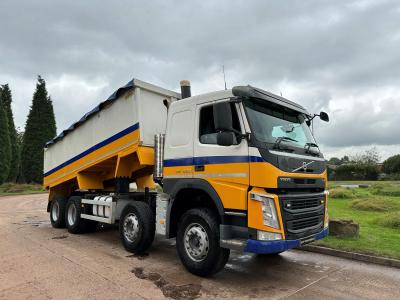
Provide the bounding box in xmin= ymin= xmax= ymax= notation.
xmin=0 ymin=84 xmax=19 ymax=182
xmin=20 ymin=76 xmax=57 ymax=183
xmin=0 ymin=89 xmax=11 ymax=184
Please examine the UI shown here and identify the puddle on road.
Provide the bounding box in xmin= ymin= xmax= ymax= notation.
xmin=131 ymin=267 xmax=201 ymax=300
xmin=126 ymin=252 xmax=149 ymax=260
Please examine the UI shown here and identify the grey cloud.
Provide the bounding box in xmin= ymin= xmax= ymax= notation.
xmin=316 ymin=95 xmax=400 ymax=147
xmin=1 ymin=0 xmax=400 ymax=153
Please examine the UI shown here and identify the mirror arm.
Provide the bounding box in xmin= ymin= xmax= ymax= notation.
xmin=228 ymin=128 xmax=250 ymax=141
xmin=308 ymin=114 xmax=318 ymax=121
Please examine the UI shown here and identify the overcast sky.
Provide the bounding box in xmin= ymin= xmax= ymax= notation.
xmin=1 ymin=0 xmax=399 ymax=160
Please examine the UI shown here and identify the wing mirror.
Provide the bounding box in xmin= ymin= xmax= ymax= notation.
xmin=217 ymin=132 xmax=235 ymax=146
xmin=319 ymin=111 xmax=329 ymax=122
xmin=213 ymin=102 xmax=233 ymax=131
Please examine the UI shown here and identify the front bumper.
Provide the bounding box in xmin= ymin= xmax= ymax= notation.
xmin=244 ymin=227 xmax=329 ymax=254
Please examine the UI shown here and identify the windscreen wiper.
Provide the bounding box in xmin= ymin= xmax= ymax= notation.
xmin=273 ymin=136 xmax=298 ymax=150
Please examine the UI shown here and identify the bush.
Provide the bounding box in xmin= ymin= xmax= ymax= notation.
xmin=350 ymin=197 xmax=397 ymax=212
xmin=382 ymin=173 xmax=400 ymax=181
xmin=329 ymin=187 xmax=356 ymax=199
xmin=382 ymin=154 xmax=400 ymax=174
xmin=375 ymin=212 xmax=400 ymax=229
xmin=333 ymin=163 xmax=379 ymax=181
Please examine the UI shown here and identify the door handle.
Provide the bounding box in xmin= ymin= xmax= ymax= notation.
xmin=195 ymin=165 xmax=205 ymax=172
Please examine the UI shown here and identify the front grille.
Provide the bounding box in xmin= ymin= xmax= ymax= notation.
xmin=279 ymin=193 xmax=325 ymax=240
xmin=286 ymin=196 xmax=321 ymax=210
xmin=288 ymin=216 xmax=322 ymax=232
xmin=293 ymin=178 xmax=316 ymax=185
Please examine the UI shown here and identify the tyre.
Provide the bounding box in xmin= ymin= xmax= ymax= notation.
xmin=65 ymin=196 xmax=97 ymax=234
xmin=176 ymin=208 xmax=230 ymax=277
xmin=119 ymin=202 xmax=155 ymax=254
xmin=50 ymin=197 xmax=67 ymax=228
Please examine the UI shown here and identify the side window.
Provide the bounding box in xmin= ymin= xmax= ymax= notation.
xmin=199 ymin=103 xmax=241 ymax=145
xmin=170 ymin=110 xmax=192 ymax=147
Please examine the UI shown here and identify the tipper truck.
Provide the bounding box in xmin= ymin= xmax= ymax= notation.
xmin=44 ymin=78 xmax=330 ymax=276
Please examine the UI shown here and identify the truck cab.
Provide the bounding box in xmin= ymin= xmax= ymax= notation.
xmin=160 ymin=84 xmax=329 ymax=273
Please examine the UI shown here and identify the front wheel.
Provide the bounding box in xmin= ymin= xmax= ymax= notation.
xmin=176 ymin=208 xmax=230 ymax=277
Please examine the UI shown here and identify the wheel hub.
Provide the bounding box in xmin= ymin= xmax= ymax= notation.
xmin=123 ymin=213 xmax=139 ymax=243
xmin=184 ymin=223 xmax=209 ymax=262
xmin=52 ymin=201 xmax=60 ymax=221
xmin=67 ymin=203 xmax=76 ymax=225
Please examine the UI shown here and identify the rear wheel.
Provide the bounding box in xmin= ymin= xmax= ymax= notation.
xmin=176 ymin=208 xmax=230 ymax=277
xmin=65 ymin=196 xmax=97 ymax=234
xmin=119 ymin=202 xmax=155 ymax=254
xmin=50 ymin=197 xmax=67 ymax=228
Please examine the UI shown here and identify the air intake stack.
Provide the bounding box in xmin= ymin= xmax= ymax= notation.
xmin=180 ymin=80 xmax=191 ymax=99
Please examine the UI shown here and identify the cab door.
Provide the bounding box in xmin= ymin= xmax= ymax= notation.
xmin=193 ymin=99 xmax=249 ymax=211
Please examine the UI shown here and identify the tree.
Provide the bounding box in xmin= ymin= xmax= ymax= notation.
xmin=341 ymin=156 xmax=350 ymax=164
xmin=382 ymin=154 xmax=400 ymax=174
xmin=20 ymin=76 xmax=57 ymax=183
xmin=0 ymin=90 xmax=11 ymax=184
xmin=328 ymin=157 xmax=341 ymax=165
xmin=334 ymin=163 xmax=379 ymax=181
xmin=0 ymin=84 xmax=19 ymax=182
xmin=15 ymin=127 xmax=24 ymax=183
xmin=351 ymin=147 xmax=380 ymax=165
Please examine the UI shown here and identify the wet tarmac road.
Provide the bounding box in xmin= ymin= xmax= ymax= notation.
xmin=0 ymin=193 xmax=399 ymax=300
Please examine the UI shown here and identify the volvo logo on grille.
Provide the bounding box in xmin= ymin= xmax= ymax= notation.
xmin=280 ymin=177 xmax=292 ymax=182
xmin=292 ymin=161 xmax=315 ymax=172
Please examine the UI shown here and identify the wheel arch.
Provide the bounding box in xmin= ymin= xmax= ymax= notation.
xmin=163 ymin=179 xmax=225 ymax=238
xmin=47 ymin=179 xmax=78 ymax=212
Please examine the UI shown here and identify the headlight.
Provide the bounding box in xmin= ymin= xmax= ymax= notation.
xmin=257 ymin=230 xmax=282 ymax=241
xmin=251 ymin=193 xmax=280 ymax=229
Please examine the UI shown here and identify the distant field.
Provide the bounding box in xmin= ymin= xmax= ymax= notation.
xmin=315 ymin=181 xmax=400 ymax=259
xmin=0 ymin=183 xmax=45 ymax=196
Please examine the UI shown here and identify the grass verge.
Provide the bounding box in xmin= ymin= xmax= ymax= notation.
xmin=0 ymin=183 xmax=45 ymax=196
xmin=315 ymin=181 xmax=400 ymax=260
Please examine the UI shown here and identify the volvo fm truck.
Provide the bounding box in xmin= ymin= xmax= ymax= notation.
xmin=44 ymin=79 xmax=330 ymax=276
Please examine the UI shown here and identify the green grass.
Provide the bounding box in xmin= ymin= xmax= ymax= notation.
xmin=375 ymin=212 xmax=400 ymax=229
xmin=350 ymin=197 xmax=400 ymax=212
xmin=0 ymin=183 xmax=45 ymax=196
xmin=329 ymin=187 xmax=357 ymax=199
xmin=315 ymin=181 xmax=400 ymax=259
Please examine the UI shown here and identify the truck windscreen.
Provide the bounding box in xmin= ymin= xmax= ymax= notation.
xmin=243 ymin=98 xmax=316 ymax=149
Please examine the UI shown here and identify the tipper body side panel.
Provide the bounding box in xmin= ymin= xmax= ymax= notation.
xmin=44 ymin=80 xmax=179 ymax=200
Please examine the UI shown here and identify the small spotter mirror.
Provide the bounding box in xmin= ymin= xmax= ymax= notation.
xmin=319 ymin=111 xmax=329 ymax=122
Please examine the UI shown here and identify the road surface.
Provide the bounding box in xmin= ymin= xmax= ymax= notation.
xmin=0 ymin=194 xmax=399 ymax=300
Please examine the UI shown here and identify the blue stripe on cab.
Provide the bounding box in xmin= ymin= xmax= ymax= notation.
xmin=249 ymin=156 xmax=264 ymax=162
xmin=163 ymin=157 xmax=195 ymax=167
xmin=164 ymin=155 xmax=264 ymax=167
xmin=44 ymin=123 xmax=139 ymax=177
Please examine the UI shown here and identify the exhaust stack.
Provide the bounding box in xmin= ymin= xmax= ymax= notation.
xmin=153 ymin=133 xmax=165 ymax=183
xmin=180 ymin=80 xmax=191 ymax=99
